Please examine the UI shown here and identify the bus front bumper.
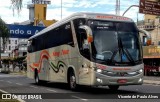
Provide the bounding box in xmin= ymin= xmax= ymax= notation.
xmin=93 ymin=72 xmax=143 ymax=86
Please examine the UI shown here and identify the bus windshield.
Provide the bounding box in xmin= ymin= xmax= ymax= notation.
xmin=88 ymin=20 xmax=142 ymax=66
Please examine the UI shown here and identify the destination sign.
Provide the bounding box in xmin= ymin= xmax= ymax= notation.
xmin=139 ymin=0 xmax=160 ymax=15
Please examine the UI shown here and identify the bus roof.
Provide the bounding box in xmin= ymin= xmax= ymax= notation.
xmin=28 ymin=12 xmax=134 ymax=40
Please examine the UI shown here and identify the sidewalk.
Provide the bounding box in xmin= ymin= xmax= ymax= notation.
xmin=144 ymin=76 xmax=160 ymax=85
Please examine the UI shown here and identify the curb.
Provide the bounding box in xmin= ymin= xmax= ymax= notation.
xmin=143 ymin=80 xmax=160 ymax=85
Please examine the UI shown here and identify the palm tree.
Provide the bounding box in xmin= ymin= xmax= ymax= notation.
xmin=10 ymin=0 xmax=23 ymax=16
xmin=0 ymin=18 xmax=10 ymax=68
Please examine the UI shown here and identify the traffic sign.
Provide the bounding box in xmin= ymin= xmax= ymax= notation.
xmin=139 ymin=0 xmax=160 ymax=15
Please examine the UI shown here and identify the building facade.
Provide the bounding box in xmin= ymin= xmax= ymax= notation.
xmin=1 ymin=1 xmax=56 ymax=59
xmin=138 ymin=0 xmax=160 ymax=45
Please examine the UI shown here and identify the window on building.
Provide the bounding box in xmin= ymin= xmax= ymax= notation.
xmin=9 ymin=40 xmax=11 ymax=44
xmin=9 ymin=46 xmax=11 ymax=50
xmin=158 ymin=41 xmax=160 ymax=45
xmin=15 ymin=40 xmax=17 ymax=44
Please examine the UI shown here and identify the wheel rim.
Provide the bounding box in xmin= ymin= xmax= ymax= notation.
xmin=70 ymin=75 xmax=76 ymax=89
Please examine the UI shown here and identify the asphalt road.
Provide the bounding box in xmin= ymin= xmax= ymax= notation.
xmin=0 ymin=73 xmax=160 ymax=102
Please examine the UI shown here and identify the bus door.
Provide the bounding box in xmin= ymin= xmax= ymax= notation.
xmin=77 ymin=27 xmax=92 ymax=85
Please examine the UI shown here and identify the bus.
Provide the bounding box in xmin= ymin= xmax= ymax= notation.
xmin=27 ymin=12 xmax=146 ymax=90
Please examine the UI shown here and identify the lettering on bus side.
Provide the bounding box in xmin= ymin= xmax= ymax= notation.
xmin=52 ymin=52 xmax=60 ymax=57
xmin=52 ymin=49 xmax=70 ymax=57
xmin=62 ymin=50 xmax=69 ymax=55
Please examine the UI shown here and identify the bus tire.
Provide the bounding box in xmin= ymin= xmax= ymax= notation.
xmin=68 ymin=70 xmax=77 ymax=90
xmin=34 ymin=69 xmax=41 ymax=84
xmin=108 ymin=85 xmax=119 ymax=91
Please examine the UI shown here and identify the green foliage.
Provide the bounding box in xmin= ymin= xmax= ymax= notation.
xmin=2 ymin=58 xmax=11 ymax=64
xmin=2 ymin=56 xmax=26 ymax=64
xmin=0 ymin=17 xmax=10 ymax=53
xmin=13 ymin=56 xmax=26 ymax=63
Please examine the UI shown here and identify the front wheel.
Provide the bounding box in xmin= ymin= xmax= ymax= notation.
xmin=69 ymin=71 xmax=77 ymax=90
xmin=108 ymin=85 xmax=119 ymax=91
xmin=35 ymin=73 xmax=40 ymax=84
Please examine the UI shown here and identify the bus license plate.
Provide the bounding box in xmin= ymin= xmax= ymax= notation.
xmin=117 ymin=79 xmax=127 ymax=83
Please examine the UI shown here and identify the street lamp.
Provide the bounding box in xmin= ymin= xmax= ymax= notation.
xmin=122 ymin=5 xmax=139 ymax=16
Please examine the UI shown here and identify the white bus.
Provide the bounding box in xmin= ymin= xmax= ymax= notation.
xmin=27 ymin=12 xmax=145 ymax=90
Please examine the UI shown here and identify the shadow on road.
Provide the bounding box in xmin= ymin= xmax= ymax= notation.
xmin=31 ymin=82 xmax=141 ymax=95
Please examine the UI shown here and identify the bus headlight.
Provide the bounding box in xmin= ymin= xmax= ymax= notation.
xmin=138 ymin=69 xmax=143 ymax=73
xmin=97 ymin=69 xmax=102 ymax=73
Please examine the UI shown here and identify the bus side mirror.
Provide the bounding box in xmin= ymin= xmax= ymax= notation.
xmin=139 ymin=29 xmax=151 ymax=46
xmin=79 ymin=25 xmax=93 ymax=43
xmin=146 ymin=39 xmax=151 ymax=45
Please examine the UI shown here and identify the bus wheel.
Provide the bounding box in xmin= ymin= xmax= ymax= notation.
xmin=35 ymin=70 xmax=40 ymax=84
xmin=108 ymin=85 xmax=119 ymax=91
xmin=69 ymin=71 xmax=77 ymax=90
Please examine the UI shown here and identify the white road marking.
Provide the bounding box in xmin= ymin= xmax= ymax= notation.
xmin=16 ymin=83 xmax=23 ymax=86
xmin=143 ymin=84 xmax=150 ymax=85
xmin=30 ymin=86 xmax=38 ymax=88
xmin=144 ymin=84 xmax=160 ymax=86
xmin=7 ymin=81 xmax=12 ymax=83
xmin=71 ymin=95 xmax=88 ymax=101
xmin=0 ymin=89 xmax=8 ymax=93
xmin=136 ymin=89 xmax=138 ymax=91
xmin=46 ymin=89 xmax=57 ymax=92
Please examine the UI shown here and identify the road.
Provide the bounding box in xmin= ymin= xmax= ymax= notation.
xmin=0 ymin=73 xmax=160 ymax=102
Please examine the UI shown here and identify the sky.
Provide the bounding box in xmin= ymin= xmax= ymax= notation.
xmin=0 ymin=0 xmax=144 ymax=24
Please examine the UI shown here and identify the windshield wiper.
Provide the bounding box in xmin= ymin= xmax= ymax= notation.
xmin=118 ymin=37 xmax=135 ymax=65
xmin=109 ymin=37 xmax=135 ymax=65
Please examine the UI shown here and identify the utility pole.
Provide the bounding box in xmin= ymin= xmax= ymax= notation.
xmin=137 ymin=12 xmax=139 ymax=25
xmin=116 ymin=0 xmax=120 ymax=15
xmin=61 ymin=0 xmax=62 ymax=19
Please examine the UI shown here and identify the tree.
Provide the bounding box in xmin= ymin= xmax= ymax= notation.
xmin=10 ymin=0 xmax=23 ymax=16
xmin=0 ymin=18 xmax=10 ymax=68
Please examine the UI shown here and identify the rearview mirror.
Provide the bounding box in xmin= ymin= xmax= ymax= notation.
xmin=79 ymin=25 xmax=93 ymax=43
xmin=139 ymin=29 xmax=151 ymax=46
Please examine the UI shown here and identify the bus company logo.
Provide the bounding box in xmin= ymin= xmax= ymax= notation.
xmin=120 ymin=72 xmax=125 ymax=76
xmin=117 ymin=72 xmax=127 ymax=76
xmin=2 ymin=94 xmax=12 ymax=99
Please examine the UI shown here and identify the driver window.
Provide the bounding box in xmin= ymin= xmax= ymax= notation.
xmin=78 ymin=28 xmax=90 ymax=59
xmin=73 ymin=18 xmax=90 ymax=60
xmin=79 ymin=29 xmax=87 ymax=50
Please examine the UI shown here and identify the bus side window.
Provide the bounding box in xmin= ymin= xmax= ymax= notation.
xmin=27 ymin=41 xmax=32 ymax=53
xmin=27 ymin=39 xmax=35 ymax=53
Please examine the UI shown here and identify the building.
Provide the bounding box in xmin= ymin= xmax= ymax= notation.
xmin=138 ymin=0 xmax=160 ymax=45
xmin=2 ymin=0 xmax=56 ymax=58
xmin=14 ymin=0 xmax=56 ymax=58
